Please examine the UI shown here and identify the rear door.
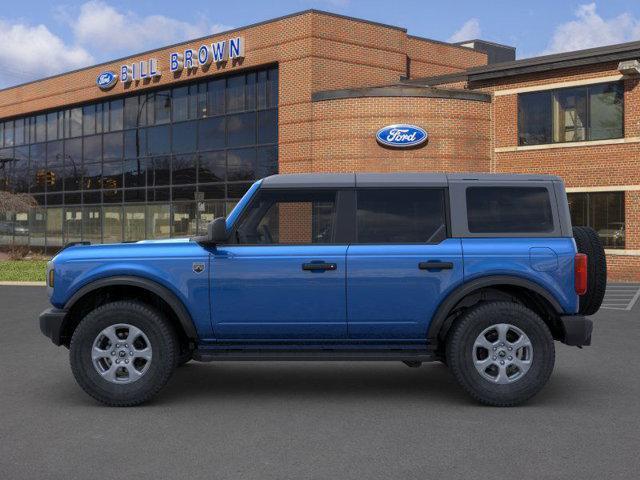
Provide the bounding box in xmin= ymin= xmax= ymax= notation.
xmin=346 ymin=188 xmax=464 ymax=340
xmin=211 ymin=188 xmax=349 ymax=340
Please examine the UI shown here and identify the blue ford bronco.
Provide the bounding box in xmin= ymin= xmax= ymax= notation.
xmin=39 ymin=173 xmax=606 ymax=407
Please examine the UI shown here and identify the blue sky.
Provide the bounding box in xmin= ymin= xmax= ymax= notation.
xmin=1 ymin=1 xmax=640 ymax=88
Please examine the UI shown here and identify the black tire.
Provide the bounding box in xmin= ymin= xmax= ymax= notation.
xmin=176 ymin=349 xmax=193 ymax=367
xmin=70 ymin=301 xmax=177 ymax=407
xmin=573 ymin=226 xmax=607 ymax=316
xmin=446 ymin=302 xmax=555 ymax=407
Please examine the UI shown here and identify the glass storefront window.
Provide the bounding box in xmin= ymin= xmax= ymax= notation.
xmin=173 ymin=202 xmax=197 ymax=237
xmin=198 ymin=151 xmax=225 ymax=183
xmin=147 ymin=125 xmax=171 ymax=155
xmin=110 ymin=100 xmax=124 ymax=131
xmin=29 ymin=208 xmax=46 ymax=247
xmin=198 ymin=116 xmax=225 ymax=151
xmin=172 ymin=121 xmax=197 ymax=153
xmin=172 ymin=86 xmax=189 ymax=122
xmin=124 ymin=205 xmax=145 ymax=241
xmin=13 ymin=212 xmax=29 ymax=246
xmin=154 ymin=91 xmax=171 ymax=125
xmin=64 ymin=207 xmax=83 ymax=244
xmin=46 ymin=207 xmax=64 ymax=247
xmin=568 ymin=192 xmax=625 ymax=249
xmin=227 ymin=112 xmax=256 ymax=147
xmin=103 ymin=206 xmax=123 ymax=243
xmin=172 ymin=154 xmax=197 ymax=185
xmin=83 ymin=206 xmax=102 ymax=243
xmin=103 ymin=132 xmax=123 ymax=160
xmin=0 ymin=66 xmax=278 ymax=251
xmin=146 ymin=204 xmax=170 ymax=239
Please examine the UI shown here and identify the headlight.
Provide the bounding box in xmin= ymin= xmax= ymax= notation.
xmin=48 ymin=268 xmax=55 ymax=288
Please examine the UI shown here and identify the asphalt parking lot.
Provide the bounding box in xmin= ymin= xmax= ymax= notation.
xmin=1 ymin=286 xmax=639 ymax=480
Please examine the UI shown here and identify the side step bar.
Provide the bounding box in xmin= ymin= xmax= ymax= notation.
xmin=193 ymin=349 xmax=436 ymax=362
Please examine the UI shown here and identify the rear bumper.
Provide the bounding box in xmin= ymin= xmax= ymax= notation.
xmin=559 ymin=315 xmax=593 ymax=346
xmin=39 ymin=308 xmax=67 ymax=346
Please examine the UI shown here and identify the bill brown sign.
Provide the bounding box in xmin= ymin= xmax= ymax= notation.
xmin=97 ymin=36 xmax=245 ymax=89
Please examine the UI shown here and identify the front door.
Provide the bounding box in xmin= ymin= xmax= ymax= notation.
xmin=346 ymin=188 xmax=464 ymax=340
xmin=211 ymin=188 xmax=349 ymax=340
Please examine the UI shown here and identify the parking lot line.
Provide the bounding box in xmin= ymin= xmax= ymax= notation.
xmin=601 ymin=283 xmax=640 ymax=311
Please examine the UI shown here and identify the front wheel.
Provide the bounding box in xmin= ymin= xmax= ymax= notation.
xmin=70 ymin=301 xmax=178 ymax=407
xmin=446 ymin=302 xmax=555 ymax=407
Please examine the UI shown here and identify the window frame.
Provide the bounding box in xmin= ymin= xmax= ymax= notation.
xmin=353 ymin=187 xmax=450 ymax=245
xmin=517 ymin=81 xmax=624 ymax=146
xmin=448 ymin=182 xmax=563 ymax=238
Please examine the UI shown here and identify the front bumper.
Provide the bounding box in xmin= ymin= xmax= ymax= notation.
xmin=39 ymin=308 xmax=68 ymax=346
xmin=559 ymin=315 xmax=593 ymax=346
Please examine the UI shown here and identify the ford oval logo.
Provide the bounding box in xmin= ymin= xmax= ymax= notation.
xmin=96 ymin=71 xmax=118 ymax=90
xmin=376 ymin=124 xmax=428 ymax=148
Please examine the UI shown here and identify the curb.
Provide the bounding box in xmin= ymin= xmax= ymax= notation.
xmin=0 ymin=281 xmax=46 ymax=286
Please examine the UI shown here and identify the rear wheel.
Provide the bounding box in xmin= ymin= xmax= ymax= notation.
xmin=446 ymin=301 xmax=555 ymax=406
xmin=70 ymin=301 xmax=177 ymax=407
xmin=573 ymin=226 xmax=607 ymax=316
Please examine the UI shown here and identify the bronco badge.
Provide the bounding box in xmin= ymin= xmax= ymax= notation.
xmin=192 ymin=262 xmax=206 ymax=274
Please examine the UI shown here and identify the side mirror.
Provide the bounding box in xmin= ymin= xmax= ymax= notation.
xmin=208 ymin=217 xmax=228 ymax=244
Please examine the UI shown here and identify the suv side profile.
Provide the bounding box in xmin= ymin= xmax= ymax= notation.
xmin=39 ymin=173 xmax=606 ymax=407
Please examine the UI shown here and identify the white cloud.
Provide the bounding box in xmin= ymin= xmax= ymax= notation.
xmin=448 ymin=18 xmax=481 ymax=43
xmin=71 ymin=1 xmax=232 ymax=55
xmin=542 ymin=3 xmax=640 ymax=54
xmin=0 ymin=20 xmax=93 ymax=88
xmin=0 ymin=2 xmax=234 ymax=88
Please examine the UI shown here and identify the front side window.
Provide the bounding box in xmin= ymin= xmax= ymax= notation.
xmin=234 ymin=189 xmax=337 ymax=245
xmin=518 ymin=82 xmax=623 ymax=145
xmin=356 ymin=189 xmax=446 ymax=243
xmin=467 ymin=187 xmax=554 ymax=233
xmin=568 ymin=192 xmax=625 ymax=249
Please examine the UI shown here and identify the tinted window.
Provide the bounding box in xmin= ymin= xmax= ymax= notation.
xmin=518 ymin=82 xmax=623 ymax=145
xmin=235 ymin=190 xmax=337 ymax=245
xmin=466 ymin=187 xmax=554 ymax=233
xmin=568 ymin=191 xmax=625 ymax=249
xmin=356 ymin=189 xmax=446 ymax=243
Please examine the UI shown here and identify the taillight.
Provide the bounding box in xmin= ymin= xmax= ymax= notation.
xmin=575 ymin=253 xmax=588 ymax=295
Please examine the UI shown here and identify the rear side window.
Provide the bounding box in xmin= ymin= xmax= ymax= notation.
xmin=466 ymin=187 xmax=554 ymax=233
xmin=356 ymin=189 xmax=447 ymax=243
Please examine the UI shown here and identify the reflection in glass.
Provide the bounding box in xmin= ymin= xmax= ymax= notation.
xmin=228 ymin=148 xmax=256 ymax=181
xmin=227 ymin=112 xmax=256 ymax=147
xmin=198 ymin=151 xmax=225 ymax=183
xmin=103 ymin=206 xmax=122 ymax=243
xmin=172 ymin=121 xmax=197 ymax=153
xmin=64 ymin=207 xmax=83 ymax=243
xmin=125 ymin=205 xmax=146 ymax=241
xmin=173 ymin=202 xmax=197 ymax=237
xmin=83 ymin=206 xmax=101 ymax=243
xmin=146 ymin=204 xmax=170 ymax=239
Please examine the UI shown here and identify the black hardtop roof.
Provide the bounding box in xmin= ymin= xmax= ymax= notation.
xmin=260 ymin=172 xmax=562 ymax=188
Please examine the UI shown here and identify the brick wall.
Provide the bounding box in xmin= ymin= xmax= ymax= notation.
xmin=305 ymin=96 xmax=491 ymax=173
xmin=406 ymin=37 xmax=487 ymax=79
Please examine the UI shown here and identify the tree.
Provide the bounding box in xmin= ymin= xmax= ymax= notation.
xmin=0 ymin=191 xmax=37 ymax=215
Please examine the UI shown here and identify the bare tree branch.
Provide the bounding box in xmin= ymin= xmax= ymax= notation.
xmin=0 ymin=191 xmax=37 ymax=214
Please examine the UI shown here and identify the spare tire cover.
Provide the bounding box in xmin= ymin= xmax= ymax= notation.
xmin=573 ymin=226 xmax=607 ymax=316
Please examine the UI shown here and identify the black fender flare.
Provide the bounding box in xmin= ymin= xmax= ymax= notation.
xmin=64 ymin=275 xmax=198 ymax=340
xmin=427 ymin=275 xmax=564 ymax=344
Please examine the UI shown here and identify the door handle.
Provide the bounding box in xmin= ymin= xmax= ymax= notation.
xmin=302 ymin=262 xmax=337 ymax=271
xmin=419 ymin=261 xmax=453 ymax=270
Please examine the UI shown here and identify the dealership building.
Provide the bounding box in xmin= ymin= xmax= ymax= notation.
xmin=0 ymin=10 xmax=638 ymax=280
